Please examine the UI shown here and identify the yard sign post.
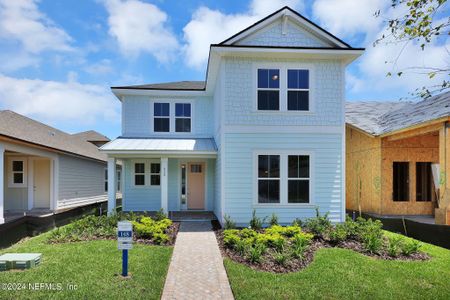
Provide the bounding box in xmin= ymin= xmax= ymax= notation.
xmin=117 ymin=221 xmax=133 ymax=277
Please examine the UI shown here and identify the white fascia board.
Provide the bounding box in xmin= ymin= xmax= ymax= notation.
xmin=223 ymin=8 xmax=348 ymax=48
xmin=100 ymin=150 xmax=217 ymax=158
xmin=211 ymin=46 xmax=364 ymax=65
xmin=111 ymin=88 xmax=207 ymax=100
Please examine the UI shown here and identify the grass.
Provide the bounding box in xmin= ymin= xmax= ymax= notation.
xmin=0 ymin=233 xmax=172 ymax=300
xmin=224 ymin=233 xmax=450 ymax=300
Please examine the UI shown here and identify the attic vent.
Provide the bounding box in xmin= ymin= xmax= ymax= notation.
xmin=282 ymin=14 xmax=288 ymax=35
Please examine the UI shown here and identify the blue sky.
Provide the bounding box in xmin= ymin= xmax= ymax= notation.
xmin=0 ymin=0 xmax=448 ymax=139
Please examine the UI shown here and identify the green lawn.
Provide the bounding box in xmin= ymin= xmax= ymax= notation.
xmin=225 ymin=234 xmax=450 ymax=300
xmin=0 ymin=233 xmax=172 ymax=300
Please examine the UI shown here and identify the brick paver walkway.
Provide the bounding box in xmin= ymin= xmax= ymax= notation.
xmin=161 ymin=221 xmax=234 ymax=300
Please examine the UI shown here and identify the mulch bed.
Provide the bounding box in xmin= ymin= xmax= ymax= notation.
xmin=215 ymin=229 xmax=430 ymax=273
xmin=136 ymin=222 xmax=180 ymax=246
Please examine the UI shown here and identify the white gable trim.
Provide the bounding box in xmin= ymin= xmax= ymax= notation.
xmin=222 ymin=8 xmax=349 ymax=48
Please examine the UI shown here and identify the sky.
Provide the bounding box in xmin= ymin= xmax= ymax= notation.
xmin=0 ymin=0 xmax=448 ymax=139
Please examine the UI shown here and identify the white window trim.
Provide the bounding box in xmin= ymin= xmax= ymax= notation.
xmin=132 ymin=160 xmax=147 ymax=188
xmin=153 ymin=102 xmax=171 ymax=133
xmin=253 ymin=62 xmax=315 ymax=113
xmin=174 ymin=103 xmax=192 ymax=133
xmin=151 ymin=100 xmax=195 ymax=135
xmin=8 ymin=157 xmax=28 ymax=188
xmin=286 ymin=69 xmax=310 ymax=111
xmin=253 ymin=150 xmax=315 ymax=207
xmin=150 ymin=162 xmax=161 ymax=186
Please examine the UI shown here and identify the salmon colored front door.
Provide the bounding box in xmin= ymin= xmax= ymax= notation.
xmin=187 ymin=163 xmax=205 ymax=210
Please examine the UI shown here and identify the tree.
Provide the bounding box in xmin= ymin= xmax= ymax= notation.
xmin=374 ymin=0 xmax=449 ymax=98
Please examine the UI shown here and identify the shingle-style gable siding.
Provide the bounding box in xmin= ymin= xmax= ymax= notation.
xmin=223 ymin=57 xmax=344 ymax=126
xmin=235 ymin=19 xmax=331 ymax=47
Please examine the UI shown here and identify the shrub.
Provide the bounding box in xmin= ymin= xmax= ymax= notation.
xmin=269 ymin=213 xmax=279 ymax=226
xmin=223 ymin=229 xmax=240 ymax=247
xmin=246 ymin=242 xmax=267 ymax=263
xmin=274 ymin=252 xmax=289 ymax=266
xmin=132 ymin=217 xmax=172 ymax=245
xmin=329 ymin=224 xmax=348 ymax=244
xmin=387 ymin=236 xmax=403 ymax=257
xmin=304 ymin=208 xmax=331 ymax=238
xmin=240 ymin=228 xmax=258 ymax=239
xmin=272 ymin=235 xmax=286 ymax=252
xmin=292 ymin=232 xmax=314 ymax=248
xmin=292 ymin=218 xmax=303 ymax=227
xmin=154 ymin=208 xmax=167 ymax=221
xmin=266 ymin=225 xmax=302 ymax=237
xmin=249 ymin=210 xmax=265 ymax=230
xmin=355 ymin=218 xmax=384 ymax=253
xmin=401 ymin=239 xmax=422 ymax=256
xmin=343 ymin=216 xmax=359 ymax=238
xmin=224 ymin=214 xmax=236 ymax=229
xmin=235 ymin=238 xmax=251 ymax=256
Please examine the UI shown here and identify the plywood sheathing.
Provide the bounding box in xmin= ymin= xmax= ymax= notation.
xmin=381 ymin=131 xmax=439 ymax=215
xmin=346 ymin=127 xmax=382 ymax=214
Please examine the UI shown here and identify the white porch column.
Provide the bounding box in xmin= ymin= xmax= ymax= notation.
xmin=0 ymin=144 xmax=4 ymax=224
xmin=161 ymin=157 xmax=168 ymax=213
xmin=107 ymin=157 xmax=117 ymax=215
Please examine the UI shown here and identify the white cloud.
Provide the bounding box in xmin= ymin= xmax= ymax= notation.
xmin=183 ymin=0 xmax=304 ymax=69
xmin=84 ymin=59 xmax=114 ymax=75
xmin=0 ymin=74 xmax=119 ymax=126
xmin=103 ymin=0 xmax=179 ymax=62
xmin=0 ymin=0 xmax=73 ymax=53
xmin=312 ymin=0 xmax=388 ymax=38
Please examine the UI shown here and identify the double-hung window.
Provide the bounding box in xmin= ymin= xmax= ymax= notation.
xmin=257 ymin=69 xmax=280 ymax=110
xmin=257 ymin=155 xmax=280 ymax=203
xmin=154 ymin=103 xmax=170 ymax=132
xmin=288 ymin=155 xmax=310 ymax=203
xmin=11 ymin=160 xmax=26 ymax=186
xmin=287 ymin=69 xmax=309 ymax=111
xmin=134 ymin=163 xmax=145 ymax=186
xmin=175 ymin=103 xmax=191 ymax=132
xmin=150 ymin=163 xmax=161 ymax=186
xmin=104 ymin=169 xmax=108 ymax=192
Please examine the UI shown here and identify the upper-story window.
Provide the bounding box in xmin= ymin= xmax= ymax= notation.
xmin=154 ymin=103 xmax=170 ymax=132
xmin=287 ymin=69 xmax=309 ymax=111
xmin=175 ymin=103 xmax=191 ymax=132
xmin=257 ymin=69 xmax=280 ymax=110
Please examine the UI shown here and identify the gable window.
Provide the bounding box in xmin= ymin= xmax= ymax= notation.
xmin=288 ymin=155 xmax=310 ymax=203
xmin=175 ymin=103 xmax=191 ymax=132
xmin=134 ymin=163 xmax=145 ymax=186
xmin=257 ymin=155 xmax=280 ymax=203
xmin=287 ymin=69 xmax=309 ymax=111
xmin=257 ymin=69 xmax=280 ymax=110
xmin=393 ymin=162 xmax=409 ymax=201
xmin=154 ymin=103 xmax=170 ymax=132
xmin=150 ymin=163 xmax=161 ymax=186
xmin=416 ymin=162 xmax=433 ymax=202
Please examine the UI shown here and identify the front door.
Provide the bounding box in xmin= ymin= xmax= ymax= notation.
xmin=187 ymin=163 xmax=205 ymax=210
xmin=33 ymin=159 xmax=50 ymax=208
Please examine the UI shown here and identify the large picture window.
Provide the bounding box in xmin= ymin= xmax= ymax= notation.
xmin=134 ymin=163 xmax=145 ymax=186
xmin=154 ymin=103 xmax=170 ymax=132
xmin=287 ymin=69 xmax=309 ymax=111
xmin=257 ymin=69 xmax=280 ymax=110
xmin=257 ymin=155 xmax=280 ymax=203
xmin=175 ymin=103 xmax=191 ymax=132
xmin=288 ymin=155 xmax=310 ymax=203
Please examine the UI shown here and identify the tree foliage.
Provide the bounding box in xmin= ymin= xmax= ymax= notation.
xmin=374 ymin=0 xmax=449 ymax=98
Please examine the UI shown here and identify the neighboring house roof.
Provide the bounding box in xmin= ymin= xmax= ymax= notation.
xmin=73 ymin=130 xmax=110 ymax=142
xmin=346 ymin=91 xmax=450 ymax=136
xmin=112 ymin=81 xmax=205 ymax=91
xmin=101 ymin=138 xmax=217 ymax=154
xmin=0 ymin=110 xmax=107 ymax=162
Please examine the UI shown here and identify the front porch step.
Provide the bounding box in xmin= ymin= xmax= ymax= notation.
xmin=169 ymin=211 xmax=217 ymax=222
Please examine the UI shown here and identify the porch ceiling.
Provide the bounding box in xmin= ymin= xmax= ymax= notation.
xmin=100 ymin=138 xmax=217 ymax=155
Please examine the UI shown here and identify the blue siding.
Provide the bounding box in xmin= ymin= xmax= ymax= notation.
xmin=122 ymin=159 xmax=161 ymax=211
xmin=223 ymin=132 xmax=343 ymax=225
xmin=122 ymin=158 xmax=215 ymax=212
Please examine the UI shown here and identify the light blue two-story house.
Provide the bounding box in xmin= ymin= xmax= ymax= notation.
xmin=101 ymin=6 xmax=364 ymax=225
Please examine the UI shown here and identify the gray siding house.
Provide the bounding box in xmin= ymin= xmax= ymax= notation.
xmin=0 ymin=110 xmax=118 ymax=224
